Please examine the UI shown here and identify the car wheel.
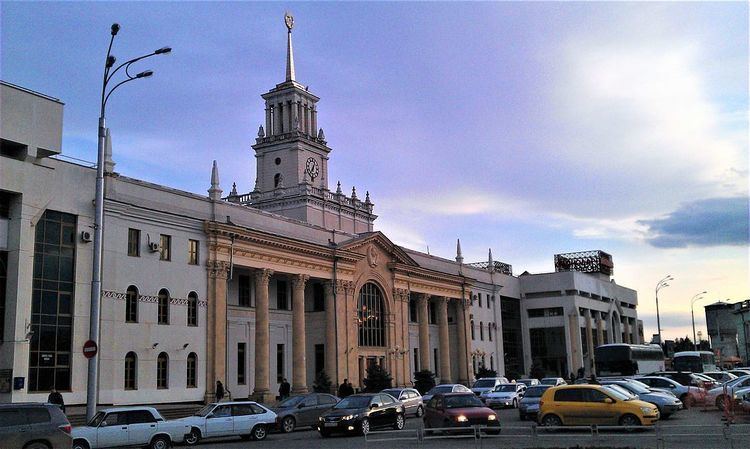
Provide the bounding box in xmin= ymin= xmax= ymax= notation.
xmin=251 ymin=424 xmax=268 ymax=441
xmin=619 ymin=414 xmax=641 ymax=428
xmin=415 ymin=405 xmax=424 ymax=417
xmin=184 ymin=428 xmax=201 ymax=446
xmin=282 ymin=415 xmax=296 ymax=433
xmin=150 ymin=435 xmax=171 ymax=449
xmin=512 ymin=399 xmax=518 ymax=408
xmin=360 ymin=417 xmax=370 ymax=435
xmin=24 ymin=443 xmax=51 ymax=449
xmin=393 ymin=413 xmax=405 ymax=430
xmin=541 ymin=414 xmax=562 ymax=427
xmin=72 ymin=440 xmax=89 ymax=449
xmin=716 ymin=395 xmax=727 ymax=410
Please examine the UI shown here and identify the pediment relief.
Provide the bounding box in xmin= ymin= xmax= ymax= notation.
xmin=338 ymin=231 xmax=418 ymax=267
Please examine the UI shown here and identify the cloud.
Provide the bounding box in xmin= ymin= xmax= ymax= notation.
xmin=639 ymin=196 xmax=749 ymax=248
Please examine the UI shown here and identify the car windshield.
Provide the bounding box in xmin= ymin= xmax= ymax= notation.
xmin=428 ymin=386 xmax=455 ymax=395
xmin=334 ymin=396 xmax=371 ymax=409
xmin=445 ymin=395 xmax=485 ymax=408
xmin=88 ymin=411 xmax=106 ymax=427
xmin=728 ymin=376 xmax=750 ymax=388
xmin=540 ymin=378 xmax=558 ymax=385
xmin=619 ymin=382 xmax=649 ymax=394
xmin=194 ymin=404 xmax=216 ymax=417
xmin=605 ymin=384 xmax=636 ymax=399
xmin=473 ymin=379 xmax=497 ymax=388
xmin=524 ymin=386 xmax=548 ymax=398
xmin=604 ymin=387 xmax=632 ymax=401
xmin=278 ymin=396 xmax=305 ymax=407
xmin=493 ymin=385 xmax=517 ymax=392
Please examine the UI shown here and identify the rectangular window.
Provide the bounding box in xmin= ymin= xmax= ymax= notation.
xmin=237 ymin=343 xmax=246 ymax=385
xmin=28 ymin=210 xmax=76 ymax=392
xmin=434 ymin=348 xmax=439 ymax=377
xmin=276 ymin=280 xmax=288 ymax=310
xmin=277 ymin=344 xmax=285 ymax=381
xmin=428 ymin=302 xmax=436 ymax=325
xmin=313 ymin=283 xmax=325 ymax=311
xmin=124 ymin=355 xmax=136 ymax=390
xmin=413 ymin=348 xmax=419 ymax=372
xmin=188 ymin=239 xmax=199 ymax=265
xmin=409 ymin=298 xmax=417 ymax=323
xmin=0 ymin=252 xmax=7 ymax=340
xmin=238 ymin=275 xmax=251 ymax=307
xmin=127 ymin=228 xmax=140 ymax=257
xmin=527 ymin=307 xmax=564 ymax=318
xmin=478 ymin=293 xmax=482 ymax=308
xmin=488 ymin=323 xmax=493 ymax=341
xmin=159 ymin=234 xmax=171 ymax=261
xmin=315 ymin=343 xmax=325 ymax=375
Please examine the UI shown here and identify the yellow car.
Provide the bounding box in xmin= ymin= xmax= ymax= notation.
xmin=538 ymin=384 xmax=659 ymax=427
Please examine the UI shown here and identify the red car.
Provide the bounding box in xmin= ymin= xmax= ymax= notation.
xmin=423 ymin=392 xmax=500 ymax=434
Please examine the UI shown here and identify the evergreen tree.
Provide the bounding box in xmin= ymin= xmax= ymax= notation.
xmin=312 ymin=370 xmax=332 ymax=393
xmin=413 ymin=370 xmax=436 ymax=395
xmin=475 ymin=366 xmax=497 ymax=379
xmin=363 ymin=364 xmax=392 ymax=392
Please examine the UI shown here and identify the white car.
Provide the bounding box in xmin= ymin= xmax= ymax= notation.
xmin=703 ymin=371 xmax=738 ymax=384
xmin=470 ymin=377 xmax=510 ymax=397
xmin=481 ymin=383 xmax=526 ymax=408
xmin=707 ymin=375 xmax=750 ymax=409
xmin=422 ymin=384 xmax=472 ymax=404
xmin=72 ymin=406 xmax=190 ymax=449
xmin=176 ymin=401 xmax=276 ymax=445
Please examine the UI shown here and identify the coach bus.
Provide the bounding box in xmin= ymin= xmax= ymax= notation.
xmin=595 ymin=344 xmax=665 ymax=377
xmin=672 ymin=351 xmax=717 ymax=373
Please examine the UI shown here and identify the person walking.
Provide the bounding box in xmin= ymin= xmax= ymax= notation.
xmin=48 ymin=389 xmax=65 ymax=413
xmin=215 ymin=380 xmax=225 ymax=402
xmin=338 ymin=378 xmax=350 ymax=398
xmin=279 ymin=378 xmax=291 ymax=400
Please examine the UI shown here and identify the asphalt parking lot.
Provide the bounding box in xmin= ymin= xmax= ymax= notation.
xmin=196 ymin=406 xmax=750 ymax=449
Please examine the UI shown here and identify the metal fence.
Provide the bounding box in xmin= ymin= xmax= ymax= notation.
xmin=363 ymin=423 xmax=750 ymax=449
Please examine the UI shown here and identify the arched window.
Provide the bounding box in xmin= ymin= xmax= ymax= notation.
xmin=186 ymin=352 xmax=197 ymax=388
xmin=480 ymin=322 xmax=484 ymax=341
xmin=187 ymin=292 xmax=198 ymax=327
xmin=158 ymin=289 xmax=170 ymax=325
xmin=124 ymin=352 xmax=137 ymax=390
xmin=274 ymin=173 xmax=282 ymax=188
xmin=126 ymin=285 xmax=139 ymax=323
xmin=358 ymin=283 xmax=385 ymax=347
xmin=471 ymin=320 xmax=475 ymax=340
xmin=157 ymin=352 xmax=169 ymax=389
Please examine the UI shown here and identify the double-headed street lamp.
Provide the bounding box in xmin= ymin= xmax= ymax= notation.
xmin=87 ymin=23 xmax=171 ymax=422
xmin=655 ymin=275 xmax=673 ymax=345
xmin=691 ymin=291 xmax=708 ymax=351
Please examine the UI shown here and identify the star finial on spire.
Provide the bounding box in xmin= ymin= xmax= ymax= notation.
xmin=284 ymin=12 xmax=296 ymax=82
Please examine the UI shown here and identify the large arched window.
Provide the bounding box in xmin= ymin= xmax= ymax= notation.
xmin=358 ymin=283 xmax=385 ymax=347
xmin=157 ymin=352 xmax=169 ymax=389
xmin=187 ymin=292 xmax=198 ymax=327
xmin=126 ymin=285 xmax=139 ymax=323
xmin=158 ymin=289 xmax=170 ymax=325
xmin=124 ymin=352 xmax=137 ymax=390
xmin=186 ymin=352 xmax=197 ymax=388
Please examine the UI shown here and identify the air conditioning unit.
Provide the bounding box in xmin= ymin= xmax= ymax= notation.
xmin=80 ymin=231 xmax=92 ymax=243
xmin=148 ymin=242 xmax=160 ymax=252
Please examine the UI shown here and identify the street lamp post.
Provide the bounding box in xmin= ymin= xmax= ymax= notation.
xmin=655 ymin=275 xmax=673 ymax=345
xmin=86 ymin=23 xmax=171 ymax=422
xmin=690 ymin=291 xmax=707 ymax=351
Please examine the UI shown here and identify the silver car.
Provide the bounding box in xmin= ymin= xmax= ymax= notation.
xmin=0 ymin=403 xmax=72 ymax=449
xmin=381 ymin=388 xmax=424 ymax=417
xmin=518 ymin=385 xmax=551 ymax=420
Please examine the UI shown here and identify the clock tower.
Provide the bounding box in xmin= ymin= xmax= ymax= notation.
xmin=229 ymin=13 xmax=376 ymax=234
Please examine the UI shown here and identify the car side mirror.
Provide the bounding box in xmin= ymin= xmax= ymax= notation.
xmin=370 ymin=403 xmax=380 ymax=409
xmin=604 ymin=398 xmax=615 ymax=404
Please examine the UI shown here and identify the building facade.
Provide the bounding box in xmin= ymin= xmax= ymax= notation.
xmin=705 ymin=299 xmax=750 ymax=366
xmin=1 ymin=15 xmax=642 ymax=406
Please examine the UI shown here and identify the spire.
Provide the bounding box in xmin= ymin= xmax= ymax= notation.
xmin=488 ymin=248 xmax=495 ymax=273
xmin=284 ymin=11 xmax=296 ymax=82
xmin=103 ymin=127 xmax=116 ymax=173
xmin=456 ymin=239 xmax=464 ymax=264
xmin=208 ymin=160 xmax=223 ymax=200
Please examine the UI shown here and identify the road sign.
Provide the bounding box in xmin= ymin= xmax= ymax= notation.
xmin=83 ymin=340 xmax=98 ymax=359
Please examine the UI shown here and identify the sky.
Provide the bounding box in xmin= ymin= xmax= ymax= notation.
xmin=2 ymin=1 xmax=748 ymax=342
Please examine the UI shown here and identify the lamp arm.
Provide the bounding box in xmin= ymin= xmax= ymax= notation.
xmin=103 ymin=77 xmax=141 ymax=111
xmin=106 ymin=52 xmax=157 ymax=85
xmin=100 ymin=33 xmax=117 ymax=116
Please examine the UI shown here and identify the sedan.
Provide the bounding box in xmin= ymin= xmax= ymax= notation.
xmin=481 ymin=383 xmax=526 ymax=408
xmin=273 ymin=393 xmax=339 ymax=433
xmin=636 ymin=376 xmax=704 ymax=408
xmin=540 ymin=377 xmax=567 ymax=386
xmin=316 ymin=393 xmax=404 ymax=436
xmin=517 ymin=379 xmax=540 ymax=387
xmin=601 ymin=382 xmax=683 ymax=418
xmin=703 ymin=371 xmax=738 ymax=384
xmin=177 ymin=402 xmax=276 ymax=445
xmin=422 ymin=384 xmax=472 ymax=404
xmin=706 ymin=375 xmax=750 ymax=409
xmin=424 ymin=393 xmax=500 ymax=434
xmin=381 ymin=388 xmax=424 ymax=417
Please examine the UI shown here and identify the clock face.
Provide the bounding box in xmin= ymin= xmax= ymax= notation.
xmin=305 ymin=157 xmax=320 ymax=181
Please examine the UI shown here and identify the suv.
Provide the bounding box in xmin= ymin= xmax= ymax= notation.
xmin=538 ymin=385 xmax=659 ymax=427
xmin=0 ymin=402 xmax=72 ymax=449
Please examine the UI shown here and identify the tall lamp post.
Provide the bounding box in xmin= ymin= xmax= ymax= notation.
xmin=87 ymin=23 xmax=171 ymax=422
xmin=690 ymin=291 xmax=707 ymax=351
xmin=655 ymin=275 xmax=673 ymax=345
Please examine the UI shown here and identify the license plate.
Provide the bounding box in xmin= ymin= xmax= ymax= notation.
xmin=324 ymin=422 xmax=338 ymax=427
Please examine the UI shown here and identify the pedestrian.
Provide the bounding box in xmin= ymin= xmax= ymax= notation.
xmin=215 ymin=380 xmax=225 ymax=402
xmin=48 ymin=389 xmax=65 ymax=413
xmin=577 ymin=367 xmax=585 ymax=379
xmin=569 ymin=372 xmax=576 ymax=384
xmin=589 ymin=374 xmax=599 ymax=385
xmin=345 ymin=379 xmax=355 ymax=396
xmin=338 ymin=378 xmax=349 ymax=398
xmin=279 ymin=378 xmax=291 ymax=400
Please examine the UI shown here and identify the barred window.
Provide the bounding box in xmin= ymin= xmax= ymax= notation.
xmin=187 ymin=292 xmax=198 ymax=326
xmin=358 ymin=283 xmax=385 ymax=347
xmin=186 ymin=352 xmax=197 ymax=388
xmin=124 ymin=352 xmax=137 ymax=390
xmin=126 ymin=285 xmax=138 ymax=323
xmin=158 ymin=289 xmax=170 ymax=325
xmin=157 ymin=352 xmax=169 ymax=389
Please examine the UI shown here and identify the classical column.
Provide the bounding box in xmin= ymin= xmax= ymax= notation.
xmin=265 ymin=106 xmax=271 ymax=137
xmin=437 ymin=297 xmax=452 ymax=383
xmin=206 ymin=260 xmax=229 ymax=402
xmin=324 ymin=282 xmax=337 ymax=386
xmin=456 ymin=299 xmax=470 ymax=384
xmin=623 ymin=317 xmax=631 ymax=344
xmin=417 ymin=293 xmax=430 ymax=371
xmin=596 ymin=313 xmax=605 ymax=345
xmin=311 ymin=106 xmax=318 ymax=137
xmin=252 ymin=269 xmax=273 ymax=401
xmin=292 ymin=274 xmax=309 ymax=394
xmin=585 ymin=309 xmax=594 ymax=375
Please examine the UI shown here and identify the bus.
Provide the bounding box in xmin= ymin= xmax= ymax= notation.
xmin=595 ymin=344 xmax=665 ymax=377
xmin=672 ymin=351 xmax=717 ymax=373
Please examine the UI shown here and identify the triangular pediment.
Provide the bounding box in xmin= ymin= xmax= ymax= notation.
xmin=338 ymin=231 xmax=418 ymax=266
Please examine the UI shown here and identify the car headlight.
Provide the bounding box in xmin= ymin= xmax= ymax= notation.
xmin=342 ymin=414 xmax=355 ymax=421
xmin=640 ymin=407 xmax=653 ymax=414
xmin=487 ymin=414 xmax=497 ymax=421
xmin=456 ymin=415 xmax=468 ymax=423
xmin=319 ymin=417 xmax=325 ymax=422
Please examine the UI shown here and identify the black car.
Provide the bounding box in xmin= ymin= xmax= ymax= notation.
xmin=316 ymin=393 xmax=405 ymax=436
xmin=273 ymin=393 xmax=340 ymax=432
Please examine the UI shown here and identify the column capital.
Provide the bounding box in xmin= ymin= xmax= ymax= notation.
xmin=292 ymin=273 xmax=310 ymax=290
xmin=335 ymin=279 xmax=354 ymax=294
xmin=207 ymin=260 xmax=230 ymax=279
xmin=416 ymin=292 xmax=431 ymax=304
xmin=434 ymin=296 xmax=449 ymax=305
xmin=393 ymin=288 xmax=410 ymax=302
xmin=253 ymin=268 xmax=274 ymax=283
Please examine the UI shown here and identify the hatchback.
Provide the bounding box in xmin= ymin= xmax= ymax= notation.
xmin=424 ymin=393 xmax=500 ymax=434
xmin=273 ymin=393 xmax=339 ymax=433
xmin=538 ymin=385 xmax=659 ymax=427
xmin=0 ymin=403 xmax=72 ymax=449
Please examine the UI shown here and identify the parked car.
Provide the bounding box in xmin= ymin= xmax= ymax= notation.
xmin=273 ymin=393 xmax=339 ymax=433
xmin=703 ymin=371 xmax=738 ymax=384
xmin=423 ymin=393 xmax=500 ymax=434
xmin=72 ymin=406 xmax=190 ymax=449
xmin=177 ymin=401 xmax=276 ymax=444
xmin=422 ymin=384 xmax=472 ymax=404
xmin=481 ymin=383 xmax=526 ymax=408
xmin=517 ymin=379 xmax=540 ymax=387
xmin=381 ymin=388 xmax=424 ymax=417
xmin=0 ymin=402 xmax=72 ymax=449
xmin=538 ymin=385 xmax=659 ymax=427
xmin=518 ymin=385 xmax=552 ymax=421
xmin=470 ymin=377 xmax=510 ymax=397
xmin=540 ymin=377 xmax=567 ymax=386
xmin=600 ymin=381 xmax=683 ymax=418
xmin=736 ymin=387 xmax=750 ymax=412
xmin=636 ymin=376 xmax=704 ymax=408
xmin=706 ymin=375 xmax=750 ymax=409
xmin=316 ymin=393 xmax=404 ymax=436
xmin=728 ymin=369 xmax=750 ymax=378
xmin=649 ymin=371 xmax=719 ymax=389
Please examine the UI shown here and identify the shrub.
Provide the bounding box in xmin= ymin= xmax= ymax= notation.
xmin=413 ymin=369 xmax=436 ymax=395
xmin=363 ymin=364 xmax=392 ymax=392
xmin=475 ymin=367 xmax=497 ymax=379
xmin=312 ymin=370 xmax=332 ymax=393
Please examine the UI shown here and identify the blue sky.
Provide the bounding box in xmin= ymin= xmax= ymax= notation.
xmin=2 ymin=1 xmax=748 ymax=341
